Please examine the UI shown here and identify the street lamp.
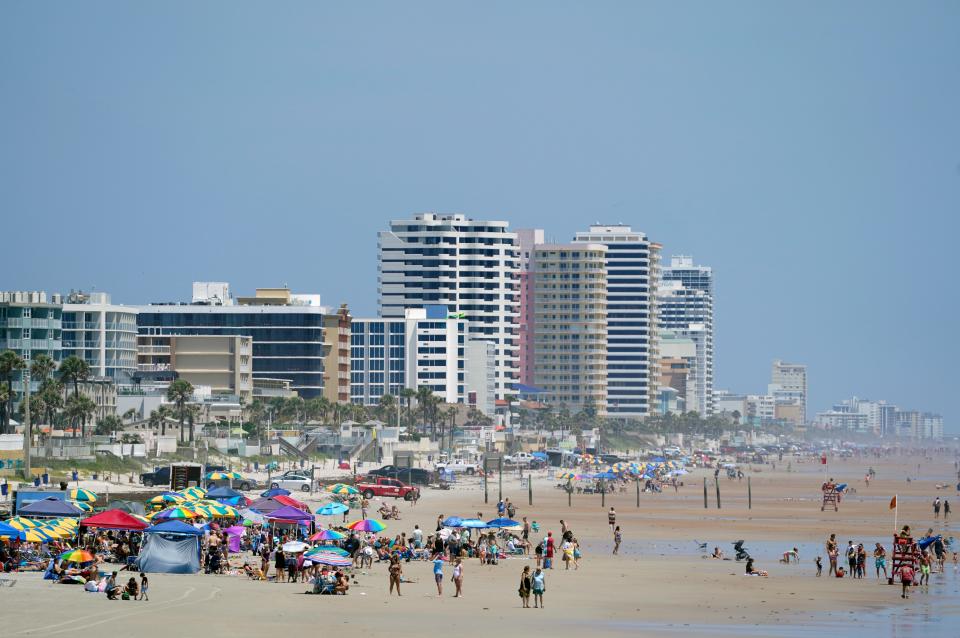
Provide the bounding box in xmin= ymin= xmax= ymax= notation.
xmin=22 ymin=369 xmax=31 ymax=482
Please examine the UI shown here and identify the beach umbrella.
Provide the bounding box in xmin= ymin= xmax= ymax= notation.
xmin=457 ymin=519 xmax=488 ymax=529
xmin=179 ymin=487 xmax=207 ymax=500
xmin=70 ymin=501 xmax=94 ymax=512
xmin=6 ymin=516 xmax=39 ymax=530
xmin=326 ymin=484 xmax=359 ymax=496
xmin=347 ymin=519 xmax=386 ymax=533
xmin=130 ymin=514 xmax=151 ymax=526
xmin=303 ymin=551 xmax=352 ymax=567
xmin=153 ymin=506 xmax=199 ymax=520
xmin=59 ymin=549 xmax=96 ymax=563
xmin=67 ymin=488 xmax=98 ymax=502
xmin=441 ymin=516 xmax=463 ymax=528
xmin=485 ymin=518 xmax=519 ymax=529
xmin=309 ymin=529 xmax=346 ymax=542
xmin=149 ymin=493 xmax=186 ymax=506
xmin=317 ymin=502 xmax=349 ymax=516
xmin=22 ymin=528 xmax=56 ymax=542
xmin=261 ymin=487 xmax=291 ymax=498
xmin=556 ymin=472 xmax=576 ymax=480
xmin=282 ymin=540 xmax=309 ymax=553
xmin=205 ymin=471 xmax=243 ymax=481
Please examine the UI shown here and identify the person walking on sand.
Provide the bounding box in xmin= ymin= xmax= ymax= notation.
xmin=944 ymin=499 xmax=951 ymax=520
xmin=532 ymin=567 xmax=546 ymax=608
xmin=433 ymin=555 xmax=445 ymax=596
xmin=613 ymin=526 xmax=622 ymax=555
xmin=452 ymin=558 xmax=463 ymax=597
xmin=138 ymin=572 xmax=149 ymax=601
xmin=519 ymin=566 xmax=532 ymax=608
xmin=874 ymin=543 xmax=887 ymax=581
xmin=544 ymin=532 xmax=555 ymax=569
xmin=608 ymin=507 xmax=616 ymax=533
xmin=934 ymin=497 xmax=942 ymax=519
xmin=900 ymin=562 xmax=914 ymax=598
xmin=826 ymin=534 xmax=839 ymax=577
xmin=388 ymin=554 xmax=402 ymax=595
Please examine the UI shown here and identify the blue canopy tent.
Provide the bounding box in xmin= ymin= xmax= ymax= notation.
xmin=18 ymin=497 xmax=84 ymax=518
xmin=205 ymin=486 xmax=242 ymax=500
xmin=261 ymin=487 xmax=291 ymax=498
xmin=136 ymin=520 xmax=202 ymax=574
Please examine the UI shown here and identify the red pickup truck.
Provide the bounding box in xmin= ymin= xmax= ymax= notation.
xmin=356 ymin=477 xmax=420 ymax=501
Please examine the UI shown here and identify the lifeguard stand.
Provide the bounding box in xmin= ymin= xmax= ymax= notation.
xmin=821 ymin=487 xmax=839 ymax=512
xmin=888 ymin=534 xmax=920 ymax=585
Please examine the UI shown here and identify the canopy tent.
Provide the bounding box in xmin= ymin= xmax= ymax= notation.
xmin=81 ymin=509 xmax=149 ymax=531
xmin=272 ymin=494 xmax=311 ymax=511
xmin=144 ymin=520 xmax=204 ymax=536
xmin=266 ymin=505 xmax=313 ymax=523
xmin=108 ymin=500 xmax=147 ymax=515
xmin=260 ymin=487 xmax=291 ymax=498
xmin=135 ymin=532 xmax=200 ymax=574
xmin=248 ymin=497 xmax=286 ymax=514
xmin=18 ymin=497 xmax=84 ymax=518
xmin=241 ymin=509 xmax=266 ymax=525
xmin=205 ymin=486 xmax=242 ymax=500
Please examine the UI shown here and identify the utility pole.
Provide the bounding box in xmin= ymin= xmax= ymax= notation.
xmin=22 ymin=370 xmax=31 ymax=482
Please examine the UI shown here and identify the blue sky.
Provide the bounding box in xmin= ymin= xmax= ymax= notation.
xmin=2 ymin=2 xmax=958 ymax=428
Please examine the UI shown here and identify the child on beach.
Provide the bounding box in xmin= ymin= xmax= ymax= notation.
xmin=899 ymin=563 xmax=914 ymax=598
xmin=815 ymin=557 xmax=822 ymax=576
xmin=138 ymin=573 xmax=148 ymax=601
xmin=613 ymin=526 xmax=622 ymax=555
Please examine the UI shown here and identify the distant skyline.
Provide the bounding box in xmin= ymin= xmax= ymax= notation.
xmin=2 ymin=2 xmax=958 ymax=428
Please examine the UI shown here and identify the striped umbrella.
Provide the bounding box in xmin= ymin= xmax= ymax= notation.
xmin=326 ymin=484 xmax=359 ymax=496
xmin=204 ymin=471 xmax=243 ymax=481
xmin=149 ymin=493 xmax=186 ymax=506
xmin=347 ymin=519 xmax=386 ymax=533
xmin=21 ymin=528 xmax=56 ymax=542
xmin=6 ymin=516 xmax=39 ymax=530
xmin=70 ymin=501 xmax=94 ymax=512
xmin=179 ymin=486 xmax=207 ymax=500
xmin=556 ymin=471 xmax=576 ymax=480
xmin=153 ymin=506 xmax=199 ymax=520
xmin=130 ymin=514 xmax=151 ymax=526
xmin=303 ymin=551 xmax=352 ymax=567
xmin=68 ymin=488 xmax=98 ymax=502
xmin=59 ymin=548 xmax=96 ymax=563
xmin=309 ymin=529 xmax=346 ymax=542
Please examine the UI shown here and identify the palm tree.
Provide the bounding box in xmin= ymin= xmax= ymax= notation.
xmin=0 ymin=350 xmax=26 ymax=434
xmin=400 ymin=388 xmax=416 ymax=429
xmin=0 ymin=382 xmax=8 ymax=435
xmin=166 ymin=379 xmax=194 ymax=444
xmin=38 ymin=380 xmax=64 ymax=429
xmin=377 ymin=394 xmax=396 ymax=423
xmin=95 ymin=414 xmax=123 ymax=437
xmin=415 ymin=386 xmax=435 ymax=437
xmin=30 ymin=353 xmax=57 ymax=385
xmin=122 ymin=408 xmax=138 ymax=423
xmin=66 ymin=393 xmax=96 ymax=439
xmin=57 ymin=355 xmax=90 ymax=401
xmin=149 ymin=405 xmax=172 ymax=437
xmin=186 ymin=403 xmax=202 ymax=442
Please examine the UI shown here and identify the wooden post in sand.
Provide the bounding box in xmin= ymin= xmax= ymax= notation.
xmin=528 ymin=476 xmax=533 ymax=506
xmin=748 ymin=476 xmax=752 ymax=510
xmin=715 ymin=480 xmax=721 ymax=509
xmin=601 ymin=480 xmax=606 ymax=508
xmin=483 ymin=460 xmax=489 ymax=504
xmin=636 ymin=478 xmax=640 ymax=508
xmin=703 ymin=480 xmax=708 ymax=509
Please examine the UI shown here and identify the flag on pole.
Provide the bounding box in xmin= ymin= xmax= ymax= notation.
xmin=889 ymin=495 xmax=897 ymax=510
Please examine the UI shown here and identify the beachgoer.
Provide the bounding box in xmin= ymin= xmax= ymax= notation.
xmin=945 ymin=500 xmax=951 ymax=519
xmin=846 ymin=541 xmax=857 ymax=577
xmin=919 ymin=552 xmax=931 ymax=588
xmin=534 ymin=540 xmax=543 ymax=568
xmin=106 ymin=571 xmax=121 ymax=599
xmin=815 ymin=556 xmax=823 ymax=576
xmin=608 ymin=507 xmax=616 ymax=532
xmin=874 ymin=544 xmax=887 ymax=580
xmin=452 ymin=558 xmax=463 ymax=597
xmin=388 ymin=554 xmax=402 ymax=596
xmin=412 ymin=525 xmax=423 ymax=549
xmin=826 ymin=534 xmax=838 ymax=577
xmin=613 ymin=526 xmax=622 ymax=555
xmin=545 ymin=533 xmax=555 ymax=569
xmin=433 ymin=556 xmax=444 ymax=596
xmin=934 ymin=497 xmax=942 ymax=519
xmin=519 ymin=565 xmax=532 ymax=608
xmin=900 ymin=563 xmax=914 ymax=598
xmin=713 ymin=547 xmax=724 ymax=559
xmin=532 ymin=567 xmax=546 ymax=608
xmin=125 ymin=577 xmax=139 ymax=599
xmin=138 ymin=573 xmax=149 ymax=601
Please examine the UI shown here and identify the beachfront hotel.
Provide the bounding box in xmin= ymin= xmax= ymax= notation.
xmin=573 ymin=225 xmax=660 ymax=418
xmin=532 ymin=243 xmax=608 ymax=416
xmin=377 ymin=213 xmax=519 ymax=400
xmin=62 ymin=290 xmax=139 ymax=382
xmin=136 ymin=283 xmax=334 ymax=399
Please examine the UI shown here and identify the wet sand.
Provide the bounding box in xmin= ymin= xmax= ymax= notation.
xmin=3 ymin=452 xmax=958 ymax=636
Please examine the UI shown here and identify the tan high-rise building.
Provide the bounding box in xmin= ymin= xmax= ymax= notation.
xmin=532 ymin=244 xmax=608 ymax=415
xmin=322 ymin=304 xmax=351 ymax=404
xmin=137 ymin=334 xmax=253 ymax=403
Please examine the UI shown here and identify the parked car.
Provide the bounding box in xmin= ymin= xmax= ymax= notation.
xmin=269 ymin=472 xmax=313 ymax=492
xmin=435 ymin=458 xmax=480 ymax=475
xmin=504 ymin=452 xmax=536 ymax=466
xmin=366 ymin=465 xmax=433 ymax=486
xmin=355 ymin=477 xmax=420 ymax=501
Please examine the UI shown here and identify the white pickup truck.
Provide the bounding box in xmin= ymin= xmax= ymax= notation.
xmin=435 ymin=457 xmax=480 ymax=475
xmin=504 ymin=452 xmax=536 ymax=466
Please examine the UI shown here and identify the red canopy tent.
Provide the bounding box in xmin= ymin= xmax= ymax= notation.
xmin=273 ymin=494 xmax=311 ymax=512
xmin=81 ymin=509 xmax=149 ymax=531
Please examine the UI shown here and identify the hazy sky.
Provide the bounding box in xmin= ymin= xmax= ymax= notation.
xmin=2 ymin=2 xmax=958 ymax=428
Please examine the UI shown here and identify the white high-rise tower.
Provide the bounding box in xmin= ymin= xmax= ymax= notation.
xmin=378 ymin=213 xmax=519 ymax=399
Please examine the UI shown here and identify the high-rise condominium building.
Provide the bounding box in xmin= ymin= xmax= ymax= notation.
xmin=137 ymin=284 xmax=332 ymax=398
xmin=62 ymin=291 xmax=138 ymax=382
xmin=659 ymin=256 xmax=713 ymax=415
xmin=770 ymin=360 xmax=807 ymax=424
xmin=378 ymin=213 xmax=519 ymax=399
xmin=516 ymin=228 xmax=544 ymax=386
xmin=0 ymin=291 xmax=63 ymax=397
xmin=532 ymin=244 xmax=608 ymax=415
xmin=573 ymin=225 xmax=659 ymax=417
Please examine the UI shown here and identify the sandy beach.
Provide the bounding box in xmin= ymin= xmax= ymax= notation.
xmin=4 ymin=452 xmax=959 ymax=637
